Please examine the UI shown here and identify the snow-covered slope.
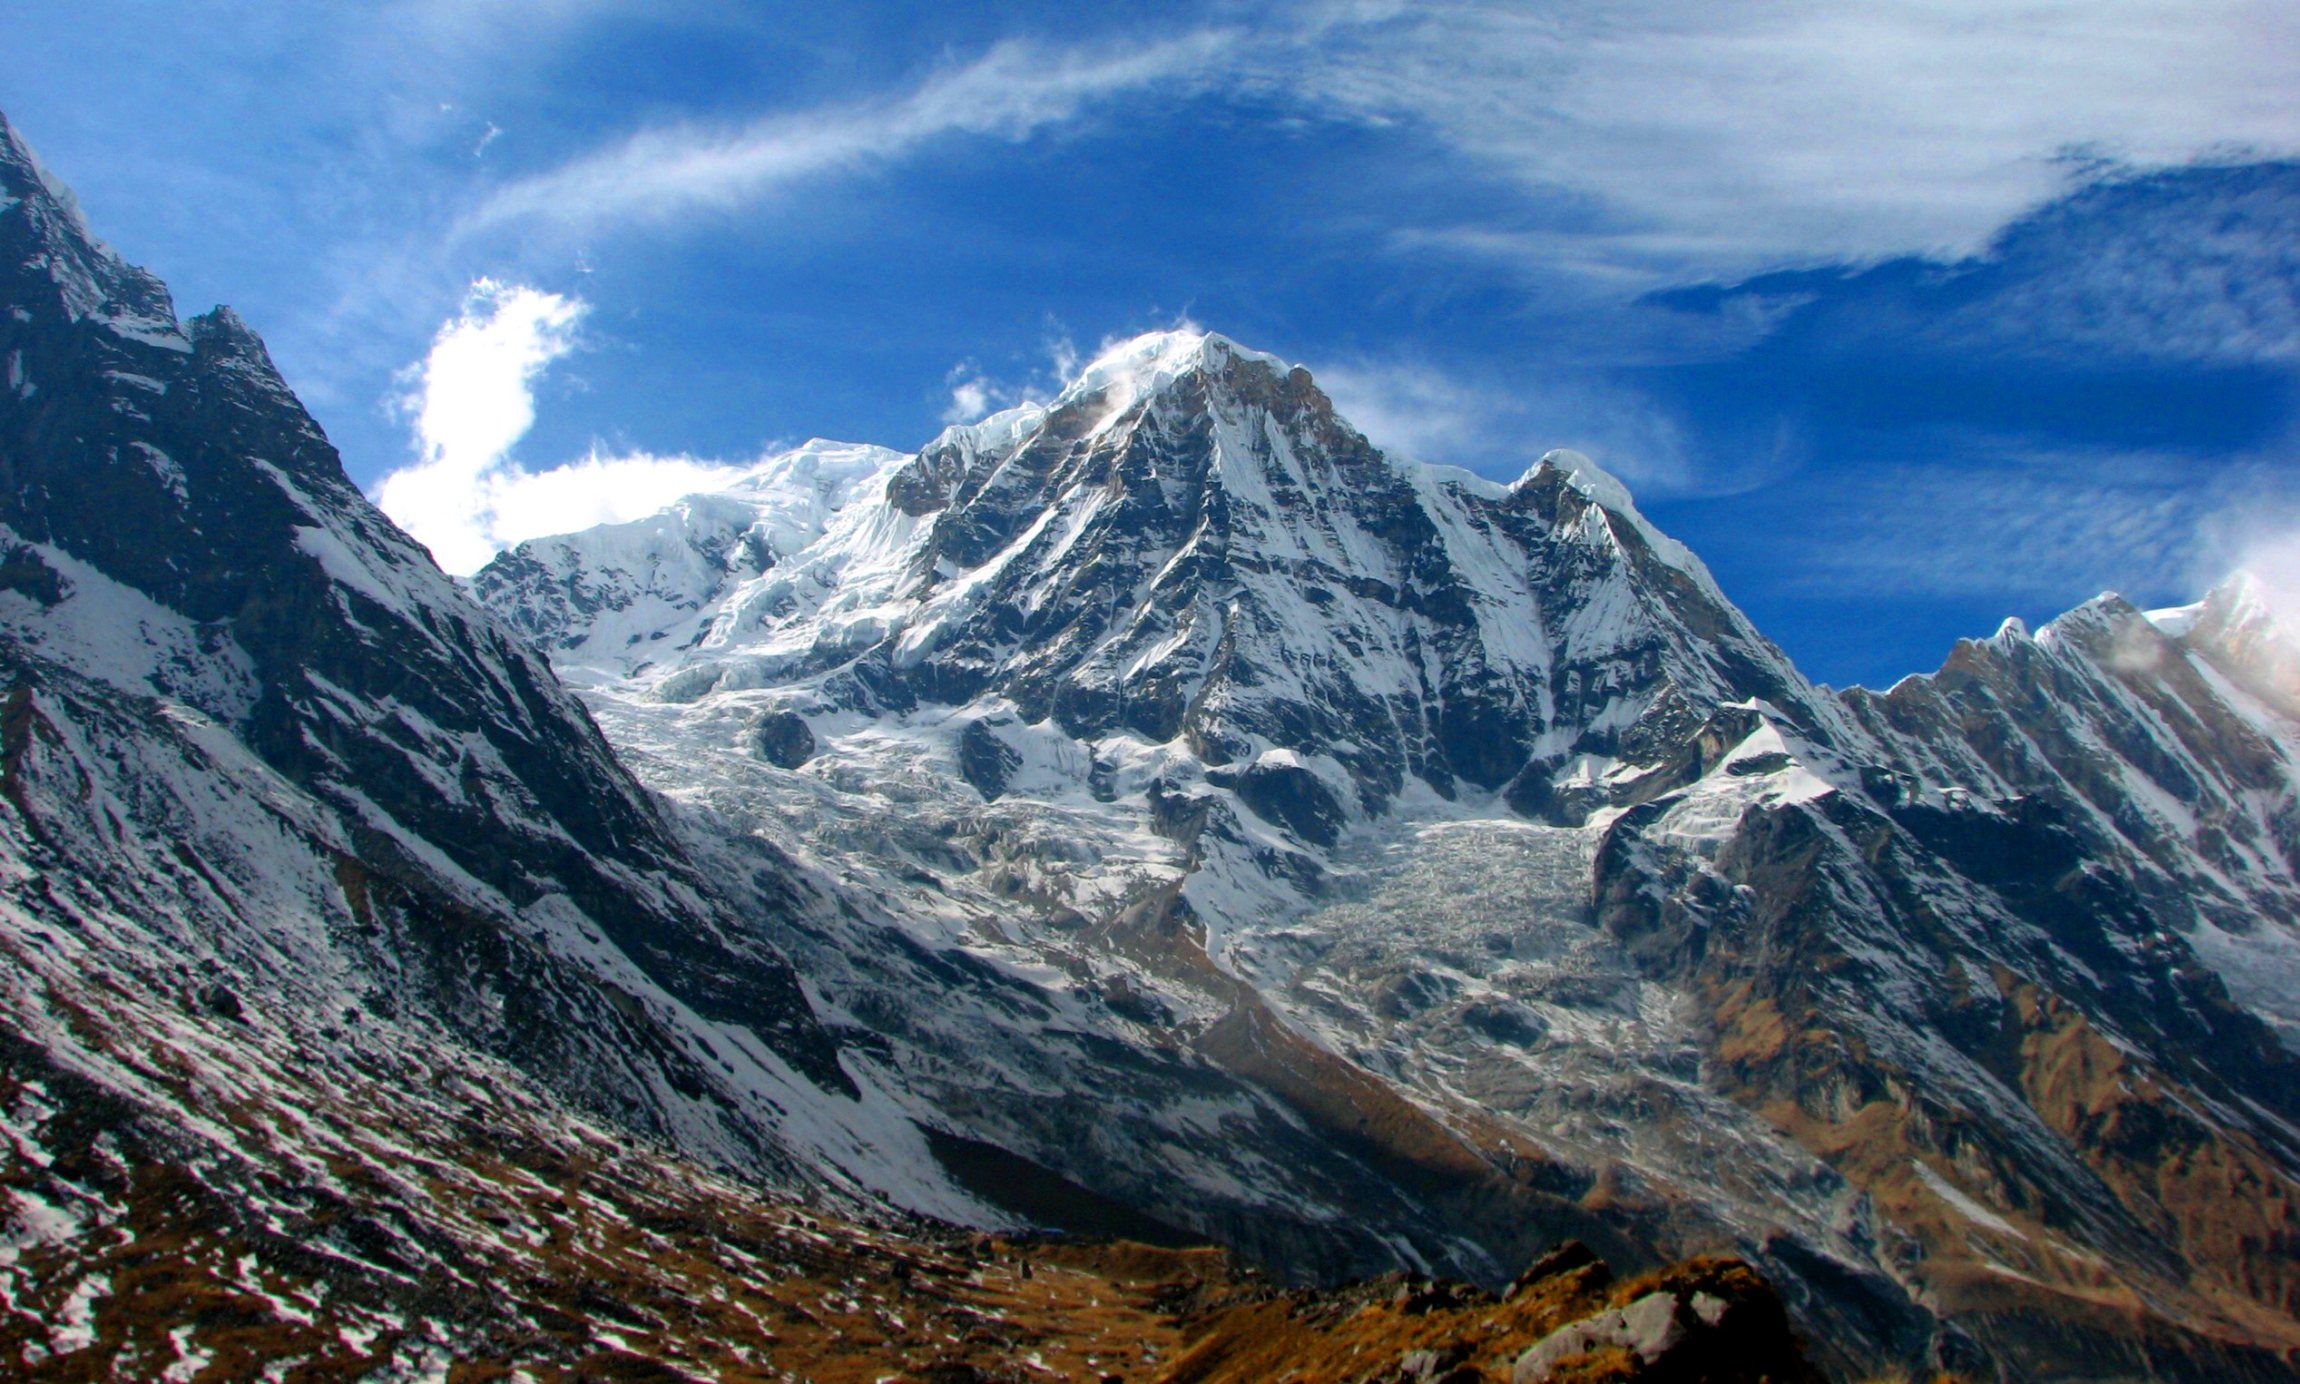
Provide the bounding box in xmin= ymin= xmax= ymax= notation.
xmin=472 ymin=438 xmax=908 ymax=675
xmin=479 ymin=328 xmax=2300 ymax=1378
xmin=0 ymin=108 xmax=989 ymax=1239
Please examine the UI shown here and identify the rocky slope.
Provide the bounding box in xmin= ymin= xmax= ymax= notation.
xmin=481 ymin=328 xmax=2300 ymax=1379
xmin=1160 ymin=1242 xmax=1821 ymax=1384
xmin=0 ymin=102 xmax=1025 ymax=1251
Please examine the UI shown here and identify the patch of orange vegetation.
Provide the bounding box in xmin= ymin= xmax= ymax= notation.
xmin=2007 ymin=981 xmax=2300 ymax=1342
xmin=1704 ymin=961 xmax=2300 ymax=1365
xmin=1713 ymin=987 xmax=1792 ymax=1066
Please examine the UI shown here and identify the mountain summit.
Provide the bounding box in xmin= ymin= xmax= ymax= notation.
xmin=489 ymin=327 xmax=1833 ymax=842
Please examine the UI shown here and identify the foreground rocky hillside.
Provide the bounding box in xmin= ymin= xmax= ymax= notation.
xmin=0 ymin=101 xmax=975 ymax=1364
xmin=481 ymin=327 xmax=2300 ymax=1378
xmin=0 ymin=94 xmax=1056 ymax=1209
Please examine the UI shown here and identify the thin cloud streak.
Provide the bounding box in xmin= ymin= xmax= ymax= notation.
xmin=1316 ymin=357 xmax=1708 ymax=494
xmin=464 ymin=31 xmax=1238 ymax=235
xmin=1783 ymin=453 xmax=2224 ymax=606
xmin=461 ymin=3 xmax=2300 ymax=282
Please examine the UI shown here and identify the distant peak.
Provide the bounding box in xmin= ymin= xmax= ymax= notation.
xmin=0 ymin=106 xmax=102 ymax=253
xmin=2179 ymin=569 xmax=2300 ymax=655
xmin=2142 ymin=569 xmax=2300 ymax=640
xmin=2208 ymin=568 xmax=2277 ymax=622
xmin=2163 ymin=568 xmax=2300 ymax=717
xmin=2047 ymin=591 xmax=2144 ymax=629
xmin=2031 ymin=592 xmax=2161 ymax=655
xmin=921 ymin=398 xmax=1049 ymax=460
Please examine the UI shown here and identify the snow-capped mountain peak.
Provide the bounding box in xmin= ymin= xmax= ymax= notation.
xmin=1521 ymin=445 xmax=1729 ymax=604
xmin=485 ymin=329 xmax=1832 ymax=841
xmin=1056 ymin=328 xmax=1292 ymax=414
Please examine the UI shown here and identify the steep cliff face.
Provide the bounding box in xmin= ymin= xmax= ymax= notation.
xmin=0 ymin=108 xmax=981 ymax=1223
xmin=483 ymin=327 xmax=2300 ymax=1377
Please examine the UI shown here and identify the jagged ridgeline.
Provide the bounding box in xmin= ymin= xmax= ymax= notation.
xmin=3 ymin=98 xmax=2298 ymax=1381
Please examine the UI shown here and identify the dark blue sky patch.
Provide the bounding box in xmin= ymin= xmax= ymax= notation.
xmin=1628 ymin=162 xmax=2300 ymax=681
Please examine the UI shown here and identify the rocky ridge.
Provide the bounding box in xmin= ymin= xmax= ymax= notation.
xmin=0 ymin=104 xmax=1008 ymax=1241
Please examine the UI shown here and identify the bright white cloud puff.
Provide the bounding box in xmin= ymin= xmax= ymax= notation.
xmin=375 ymin=280 xmax=753 ymax=573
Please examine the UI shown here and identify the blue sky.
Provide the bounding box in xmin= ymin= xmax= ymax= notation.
xmin=4 ymin=1 xmax=2296 ymax=686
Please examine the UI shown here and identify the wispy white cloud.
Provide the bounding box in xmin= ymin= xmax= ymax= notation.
xmin=373 ymin=279 xmax=752 ymax=572
xmin=467 ymin=448 xmax=756 ymax=554
xmin=439 ymin=3 xmax=2296 ymax=296
xmin=1640 ymin=160 xmax=2300 ymax=378
xmin=1312 ymin=361 xmax=1497 ymax=466
xmin=941 ymin=367 xmax=1000 ymax=426
xmin=937 ymin=330 xmax=1084 ymax=425
xmin=1283 ymin=0 xmax=2300 ymax=276
xmin=1314 ymin=357 xmax=1706 ymax=492
xmin=1941 ymin=166 xmax=2300 ymax=365
xmin=1786 ymin=449 xmax=2223 ymax=606
xmin=466 ymin=32 xmax=1236 ymax=235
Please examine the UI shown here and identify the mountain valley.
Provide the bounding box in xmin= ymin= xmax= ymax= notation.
xmin=3 ymin=103 xmax=2298 ymax=1382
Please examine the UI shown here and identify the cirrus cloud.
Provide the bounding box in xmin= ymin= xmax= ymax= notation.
xmin=463 ymin=31 xmax=1238 ymax=237
xmin=1288 ymin=0 xmax=2300 ymax=275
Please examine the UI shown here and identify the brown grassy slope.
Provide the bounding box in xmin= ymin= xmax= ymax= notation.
xmin=0 ymin=937 xmax=1837 ymax=1384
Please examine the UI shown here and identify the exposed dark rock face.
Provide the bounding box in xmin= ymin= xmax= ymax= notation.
xmin=957 ymin=717 xmax=1021 ymax=799
xmin=750 ymin=708 xmax=817 ymax=769
xmin=0 ymin=108 xmax=860 ymax=1176
xmin=1206 ymin=759 xmax=1345 ymax=848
